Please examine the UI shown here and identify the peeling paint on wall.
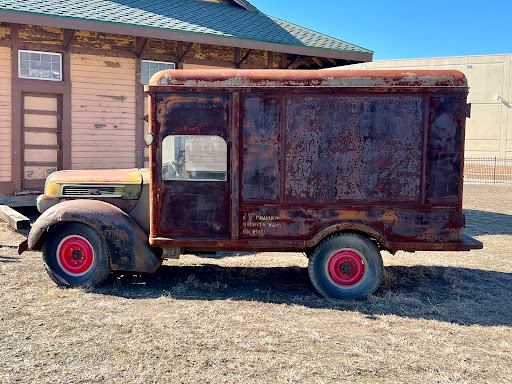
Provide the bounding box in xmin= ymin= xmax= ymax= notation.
xmin=97 ymin=95 xmax=127 ymax=102
xmin=104 ymin=60 xmax=122 ymax=68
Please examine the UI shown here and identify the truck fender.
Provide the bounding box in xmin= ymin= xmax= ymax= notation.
xmin=306 ymin=222 xmax=392 ymax=250
xmin=26 ymin=199 xmax=161 ymax=273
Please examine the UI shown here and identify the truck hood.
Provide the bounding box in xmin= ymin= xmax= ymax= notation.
xmin=45 ymin=168 xmax=146 ymax=199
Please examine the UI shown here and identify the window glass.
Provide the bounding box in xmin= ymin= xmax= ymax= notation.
xmin=162 ymin=135 xmax=227 ymax=181
xmin=18 ymin=50 xmax=62 ymax=81
xmin=141 ymin=60 xmax=175 ymax=84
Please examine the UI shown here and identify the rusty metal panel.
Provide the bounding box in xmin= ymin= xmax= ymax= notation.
xmin=159 ymin=182 xmax=230 ymax=237
xmin=159 ymin=93 xmax=229 ymax=138
xmin=239 ymin=206 xmax=461 ymax=244
xmin=148 ymin=69 xmax=469 ymax=89
xmin=426 ymin=95 xmax=465 ymax=203
xmin=283 ymin=95 xmax=424 ymax=203
xmin=240 ymin=96 xmax=280 ymax=201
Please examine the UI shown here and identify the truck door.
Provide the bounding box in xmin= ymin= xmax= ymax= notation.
xmin=153 ymin=92 xmax=230 ymax=239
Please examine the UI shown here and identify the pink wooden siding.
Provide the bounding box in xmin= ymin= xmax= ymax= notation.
xmin=0 ymin=47 xmax=12 ymax=182
xmin=71 ymin=54 xmax=136 ymax=169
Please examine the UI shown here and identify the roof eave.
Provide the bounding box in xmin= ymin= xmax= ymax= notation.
xmin=0 ymin=11 xmax=373 ymax=62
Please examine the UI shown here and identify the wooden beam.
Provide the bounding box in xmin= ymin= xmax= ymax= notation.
xmin=63 ymin=29 xmax=75 ymax=51
xmin=281 ymin=53 xmax=288 ymax=69
xmin=267 ymin=51 xmax=274 ymax=68
xmin=285 ymin=54 xmax=300 ymax=69
xmin=312 ymin=57 xmax=323 ymax=67
xmin=288 ymin=56 xmax=308 ymax=69
xmin=235 ymin=47 xmax=241 ymax=66
xmin=0 ymin=205 xmax=30 ymax=230
xmin=135 ymin=36 xmax=149 ymax=59
xmin=236 ymin=49 xmax=252 ymax=68
xmin=178 ymin=42 xmax=193 ymax=62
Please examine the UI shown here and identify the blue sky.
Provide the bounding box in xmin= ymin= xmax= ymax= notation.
xmin=250 ymin=0 xmax=512 ymax=60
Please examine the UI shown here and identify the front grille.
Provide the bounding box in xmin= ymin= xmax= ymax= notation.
xmin=61 ymin=185 xmax=122 ymax=197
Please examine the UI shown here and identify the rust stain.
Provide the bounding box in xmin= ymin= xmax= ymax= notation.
xmin=148 ymin=69 xmax=468 ymax=89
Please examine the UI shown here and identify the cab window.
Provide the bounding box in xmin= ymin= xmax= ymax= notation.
xmin=162 ymin=135 xmax=227 ymax=181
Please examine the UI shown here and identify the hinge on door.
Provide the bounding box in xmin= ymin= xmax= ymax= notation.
xmin=466 ymin=103 xmax=471 ymax=118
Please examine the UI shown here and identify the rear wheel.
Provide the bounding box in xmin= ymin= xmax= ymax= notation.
xmin=308 ymin=233 xmax=383 ymax=299
xmin=43 ymin=222 xmax=110 ymax=287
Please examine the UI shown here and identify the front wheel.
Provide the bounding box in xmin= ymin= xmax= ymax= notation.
xmin=308 ymin=233 xmax=383 ymax=299
xmin=43 ymin=222 xmax=111 ymax=287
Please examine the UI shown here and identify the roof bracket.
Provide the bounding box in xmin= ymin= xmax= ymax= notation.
xmin=178 ymin=42 xmax=194 ymax=62
xmin=236 ymin=49 xmax=253 ymax=68
xmin=63 ymin=29 xmax=75 ymax=52
xmin=135 ymin=36 xmax=149 ymax=59
xmin=285 ymin=55 xmax=303 ymax=69
xmin=312 ymin=57 xmax=323 ymax=67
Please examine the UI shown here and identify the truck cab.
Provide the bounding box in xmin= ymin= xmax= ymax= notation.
xmin=20 ymin=69 xmax=483 ymax=299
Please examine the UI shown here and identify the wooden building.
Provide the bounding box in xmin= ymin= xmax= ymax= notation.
xmin=0 ymin=0 xmax=373 ymax=203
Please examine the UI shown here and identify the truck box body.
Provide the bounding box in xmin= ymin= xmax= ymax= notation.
xmin=146 ymin=69 xmax=478 ymax=253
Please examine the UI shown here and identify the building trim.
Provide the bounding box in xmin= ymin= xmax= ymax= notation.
xmin=135 ymin=58 xmax=144 ymax=168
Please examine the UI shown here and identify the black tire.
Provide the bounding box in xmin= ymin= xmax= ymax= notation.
xmin=43 ymin=222 xmax=111 ymax=287
xmin=308 ymin=233 xmax=383 ymax=299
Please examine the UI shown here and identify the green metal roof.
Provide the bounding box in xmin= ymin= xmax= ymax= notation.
xmin=0 ymin=0 xmax=373 ymax=59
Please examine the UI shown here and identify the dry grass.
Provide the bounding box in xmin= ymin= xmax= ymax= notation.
xmin=1 ymin=184 xmax=511 ymax=383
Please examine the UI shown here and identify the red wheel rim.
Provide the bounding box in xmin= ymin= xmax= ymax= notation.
xmin=57 ymin=235 xmax=94 ymax=276
xmin=327 ymin=250 xmax=365 ymax=286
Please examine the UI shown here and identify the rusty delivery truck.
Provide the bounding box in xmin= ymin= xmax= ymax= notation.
xmin=19 ymin=69 xmax=483 ymax=299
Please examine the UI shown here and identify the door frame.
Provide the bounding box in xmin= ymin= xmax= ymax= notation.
xmin=21 ymin=92 xmax=63 ymax=190
xmin=10 ymin=23 xmax=72 ymax=193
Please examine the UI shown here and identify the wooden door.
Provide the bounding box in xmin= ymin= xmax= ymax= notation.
xmin=22 ymin=93 xmax=62 ymax=190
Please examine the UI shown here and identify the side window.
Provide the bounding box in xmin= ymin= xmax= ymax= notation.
xmin=141 ymin=60 xmax=175 ymax=84
xmin=18 ymin=50 xmax=62 ymax=81
xmin=162 ymin=135 xmax=227 ymax=181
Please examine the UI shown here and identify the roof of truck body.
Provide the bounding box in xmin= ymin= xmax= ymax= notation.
xmin=147 ymin=69 xmax=468 ymax=89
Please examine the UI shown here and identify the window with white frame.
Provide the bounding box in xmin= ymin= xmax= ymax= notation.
xmin=18 ymin=50 xmax=62 ymax=81
xmin=141 ymin=60 xmax=175 ymax=85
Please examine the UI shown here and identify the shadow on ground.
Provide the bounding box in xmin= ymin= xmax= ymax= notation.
xmin=0 ymin=254 xmax=21 ymax=263
xmin=95 ymin=263 xmax=512 ymax=327
xmin=463 ymin=209 xmax=512 ymax=236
